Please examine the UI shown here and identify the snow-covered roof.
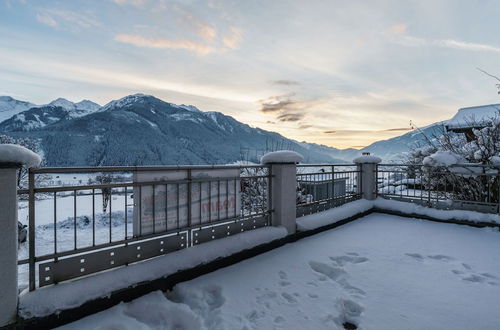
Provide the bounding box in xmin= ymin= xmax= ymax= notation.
xmin=446 ymin=104 xmax=500 ymax=130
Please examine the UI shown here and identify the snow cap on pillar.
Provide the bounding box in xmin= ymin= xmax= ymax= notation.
xmin=0 ymin=144 xmax=42 ymax=168
xmin=353 ymin=152 xmax=382 ymax=164
xmin=260 ymin=150 xmax=303 ymax=164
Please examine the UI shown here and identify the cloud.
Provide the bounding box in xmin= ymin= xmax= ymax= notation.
xmin=390 ymin=23 xmax=407 ymax=35
xmin=180 ymin=14 xmax=217 ymax=42
xmin=36 ymin=9 xmax=101 ymax=30
xmin=223 ymin=27 xmax=242 ymax=49
xmin=382 ymin=127 xmax=411 ymax=131
xmin=276 ymin=113 xmax=304 ymax=122
xmin=323 ymin=130 xmax=336 ymax=134
xmin=113 ymin=0 xmax=147 ymax=6
xmin=437 ymin=39 xmax=500 ymax=53
xmin=258 ymin=93 xmax=296 ymax=113
xmin=393 ymin=34 xmax=500 ymax=53
xmin=36 ymin=13 xmax=58 ymax=28
xmin=271 ymin=80 xmax=300 ymax=86
xmin=115 ymin=34 xmax=216 ymax=55
xmin=257 ymin=93 xmax=324 ymax=123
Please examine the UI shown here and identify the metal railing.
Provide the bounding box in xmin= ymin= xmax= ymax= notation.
xmin=17 ymin=165 xmax=272 ymax=291
xmin=296 ymin=164 xmax=361 ymax=216
xmin=377 ymin=163 xmax=500 ymax=213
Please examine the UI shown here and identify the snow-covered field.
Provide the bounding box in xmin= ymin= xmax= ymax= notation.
xmin=58 ymin=213 xmax=500 ymax=330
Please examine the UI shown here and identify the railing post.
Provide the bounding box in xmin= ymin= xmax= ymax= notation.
xmin=353 ymin=153 xmax=381 ymax=200
xmin=0 ymin=145 xmax=41 ymax=327
xmin=0 ymin=165 xmax=21 ymax=327
xmin=261 ymin=151 xmax=303 ymax=235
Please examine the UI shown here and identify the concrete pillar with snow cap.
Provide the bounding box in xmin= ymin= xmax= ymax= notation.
xmin=353 ymin=152 xmax=382 ymax=201
xmin=261 ymin=150 xmax=303 ymax=235
xmin=0 ymin=144 xmax=41 ymax=327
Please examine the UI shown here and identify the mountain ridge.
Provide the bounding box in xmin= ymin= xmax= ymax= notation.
xmin=0 ymin=94 xmax=446 ymax=165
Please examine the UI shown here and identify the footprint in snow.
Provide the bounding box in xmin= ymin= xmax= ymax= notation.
xmin=427 ymin=254 xmax=455 ymax=262
xmin=463 ymin=275 xmax=485 ymax=283
xmin=281 ymin=292 xmax=298 ymax=304
xmin=332 ymin=298 xmax=364 ymax=329
xmin=278 ymin=270 xmax=288 ymax=280
xmin=274 ymin=316 xmax=286 ymax=324
xmin=309 ymin=261 xmax=366 ymax=297
xmin=330 ymin=255 xmax=369 ymax=266
xmin=309 ymin=261 xmax=347 ymax=281
xmin=405 ymin=253 xmax=424 ymax=261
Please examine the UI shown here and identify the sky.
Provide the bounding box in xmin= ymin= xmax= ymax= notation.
xmin=1 ymin=0 xmax=500 ymax=149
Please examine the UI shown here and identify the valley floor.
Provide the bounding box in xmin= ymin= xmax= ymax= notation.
xmin=57 ymin=214 xmax=500 ymax=330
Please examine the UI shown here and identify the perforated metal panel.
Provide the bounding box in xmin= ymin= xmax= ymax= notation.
xmin=39 ymin=234 xmax=186 ymax=287
xmin=192 ymin=216 xmax=269 ymax=245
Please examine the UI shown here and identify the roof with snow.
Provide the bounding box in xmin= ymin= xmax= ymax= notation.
xmin=445 ymin=103 xmax=500 ymax=131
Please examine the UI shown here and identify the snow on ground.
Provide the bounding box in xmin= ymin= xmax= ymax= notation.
xmin=296 ymin=199 xmax=373 ymax=231
xmin=58 ymin=213 xmax=500 ymax=330
xmin=372 ymin=198 xmax=500 ymax=224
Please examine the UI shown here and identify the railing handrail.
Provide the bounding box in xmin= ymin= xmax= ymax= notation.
xmin=379 ymin=163 xmax=500 ymax=168
xmin=29 ymin=164 xmax=269 ymax=174
xmin=296 ymin=163 xmax=356 ymax=167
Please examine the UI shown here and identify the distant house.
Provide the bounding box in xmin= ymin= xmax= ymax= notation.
xmin=445 ymin=104 xmax=500 ymax=141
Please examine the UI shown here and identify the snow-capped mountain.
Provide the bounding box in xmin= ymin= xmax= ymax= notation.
xmin=0 ymin=106 xmax=77 ymax=132
xmin=0 ymin=94 xmax=345 ymax=166
xmin=0 ymin=96 xmax=36 ymax=122
xmin=47 ymin=98 xmax=101 ymax=115
xmin=0 ymin=96 xmax=102 ymax=132
xmin=0 ymin=93 xmax=448 ymax=165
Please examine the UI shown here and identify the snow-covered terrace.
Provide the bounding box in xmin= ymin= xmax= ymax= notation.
xmin=2 ymin=150 xmax=500 ymax=329
xmin=60 ymin=211 xmax=500 ymax=330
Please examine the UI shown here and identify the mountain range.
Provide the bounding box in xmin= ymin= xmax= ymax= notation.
xmin=0 ymin=94 xmax=445 ymax=166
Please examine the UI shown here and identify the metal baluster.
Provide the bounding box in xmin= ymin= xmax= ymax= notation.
xmin=217 ymin=180 xmax=221 ymax=221
xmin=208 ymin=180 xmax=212 ymax=223
xmin=234 ymin=178 xmax=237 ymax=218
xmin=176 ymin=183 xmax=180 ymax=229
xmin=139 ymin=185 xmax=142 ymax=236
xmin=226 ymin=179 xmax=229 ymax=219
xmin=187 ymin=169 xmax=192 ymax=246
xmin=152 ymin=184 xmax=156 ymax=234
xmin=109 ymin=188 xmax=112 ymax=242
xmin=165 ymin=184 xmax=168 ymax=231
xmin=53 ymin=191 xmax=57 ymax=260
xmin=74 ymin=190 xmax=77 ymax=250
xmin=92 ymin=189 xmax=95 ymax=246
xmin=199 ymin=181 xmax=202 ymax=225
xmin=124 ymin=188 xmax=128 ymax=241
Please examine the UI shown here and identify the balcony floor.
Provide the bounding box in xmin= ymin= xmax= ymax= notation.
xmin=59 ymin=213 xmax=500 ymax=330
